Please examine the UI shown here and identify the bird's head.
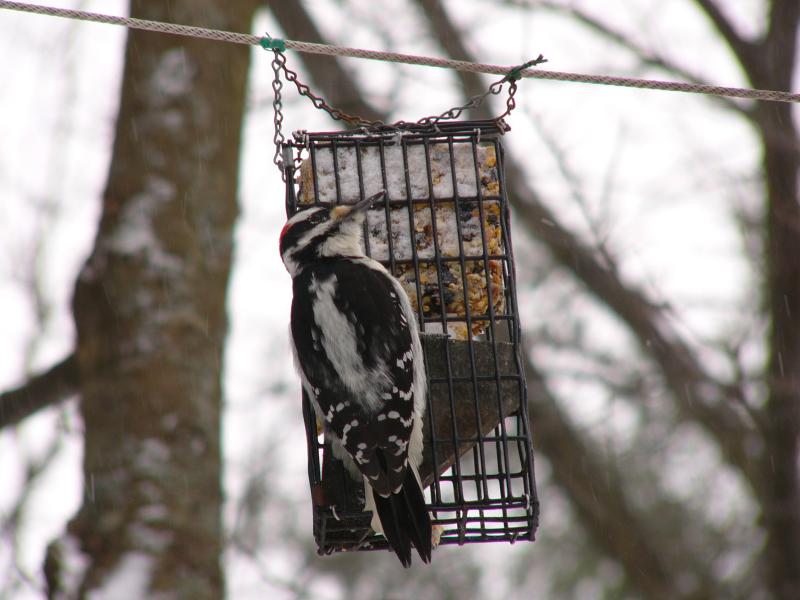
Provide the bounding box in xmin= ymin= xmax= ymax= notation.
xmin=279 ymin=190 xmax=385 ymax=277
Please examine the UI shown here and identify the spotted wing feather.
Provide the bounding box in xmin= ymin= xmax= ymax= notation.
xmin=290 ymin=258 xmax=416 ymax=497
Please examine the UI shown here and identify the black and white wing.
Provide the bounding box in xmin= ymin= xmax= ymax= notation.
xmin=290 ymin=258 xmax=417 ymax=497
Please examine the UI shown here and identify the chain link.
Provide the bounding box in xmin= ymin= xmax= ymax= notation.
xmin=276 ymin=49 xmax=385 ymax=130
xmin=271 ymin=51 xmax=289 ymax=180
xmin=411 ymin=57 xmax=543 ymax=129
xmin=270 ymin=51 xmax=546 ymax=175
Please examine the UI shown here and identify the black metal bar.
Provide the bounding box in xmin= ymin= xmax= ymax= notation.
xmin=377 ymin=138 xmax=396 ymax=276
xmin=444 ymin=137 xmax=492 ymax=533
xmin=353 ymin=138 xmax=372 ymax=256
xmin=473 ymin=138 xmax=513 ymax=537
xmin=494 ymin=137 xmax=539 ymax=538
xmin=421 ymin=135 xmax=467 ymax=517
xmin=398 ymin=137 xmax=444 ymax=514
xmin=309 ymin=142 xmax=321 ymax=207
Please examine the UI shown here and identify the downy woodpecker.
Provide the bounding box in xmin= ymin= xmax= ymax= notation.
xmin=279 ymin=191 xmax=432 ymax=567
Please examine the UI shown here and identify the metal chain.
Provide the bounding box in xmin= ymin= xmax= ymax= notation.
xmin=274 ymin=49 xmax=386 ymax=130
xmin=409 ymin=77 xmax=513 ymax=129
xmin=412 ymin=56 xmax=546 ymax=129
xmin=270 ymin=52 xmax=546 ymax=175
xmin=271 ymin=51 xmax=287 ymax=179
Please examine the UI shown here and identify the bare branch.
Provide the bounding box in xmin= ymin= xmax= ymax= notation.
xmin=413 ymin=0 xmax=487 ymax=100
xmin=509 ymin=155 xmax=764 ymax=485
xmin=0 ymin=355 xmax=78 ymax=430
xmin=693 ymin=0 xmax=759 ymax=73
xmin=525 ymin=354 xmax=707 ymax=600
xmin=1 ymin=431 xmax=64 ymax=597
xmin=413 ymin=0 xmax=761 ymax=491
xmin=535 ymin=1 xmax=748 ymax=116
xmin=525 ymin=107 xmax=618 ymax=269
xmin=263 ymin=0 xmax=387 ymax=123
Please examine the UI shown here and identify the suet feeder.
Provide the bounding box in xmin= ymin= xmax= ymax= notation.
xmin=281 ymin=120 xmax=539 ymax=554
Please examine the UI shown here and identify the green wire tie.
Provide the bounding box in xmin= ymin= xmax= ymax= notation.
xmin=260 ymin=35 xmax=286 ymax=52
xmin=505 ymin=58 xmax=543 ymax=82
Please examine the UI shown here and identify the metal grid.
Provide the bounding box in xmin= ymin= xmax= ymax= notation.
xmin=283 ymin=120 xmax=538 ymax=554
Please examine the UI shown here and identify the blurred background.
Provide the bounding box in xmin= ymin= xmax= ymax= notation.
xmin=1 ymin=1 xmax=797 ymax=598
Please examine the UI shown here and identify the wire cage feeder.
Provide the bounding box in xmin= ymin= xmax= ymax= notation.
xmin=282 ymin=119 xmax=539 ymax=554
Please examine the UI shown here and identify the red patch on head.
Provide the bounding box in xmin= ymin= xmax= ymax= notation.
xmin=279 ymin=220 xmax=292 ymax=249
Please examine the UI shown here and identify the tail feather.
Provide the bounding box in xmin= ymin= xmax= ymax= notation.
xmin=372 ymin=467 xmax=432 ymax=567
xmin=401 ymin=469 xmax=432 ymax=563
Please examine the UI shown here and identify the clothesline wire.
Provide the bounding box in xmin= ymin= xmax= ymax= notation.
xmin=1 ymin=0 xmax=799 ymax=104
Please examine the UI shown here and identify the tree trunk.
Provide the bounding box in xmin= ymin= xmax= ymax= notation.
xmin=741 ymin=3 xmax=800 ymax=597
xmin=44 ymin=1 xmax=257 ymax=597
xmin=757 ymin=37 xmax=800 ymax=600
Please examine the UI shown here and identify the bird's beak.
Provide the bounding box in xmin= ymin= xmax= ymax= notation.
xmin=350 ymin=190 xmax=386 ymax=215
xmin=331 ymin=190 xmax=386 ymax=222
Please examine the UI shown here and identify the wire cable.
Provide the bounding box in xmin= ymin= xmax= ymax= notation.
xmin=1 ymin=0 xmax=798 ymax=104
